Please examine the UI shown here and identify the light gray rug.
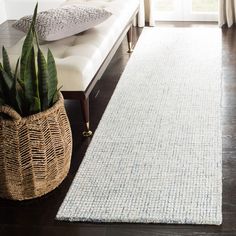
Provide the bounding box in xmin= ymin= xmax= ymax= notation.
xmin=56 ymin=28 xmax=222 ymax=225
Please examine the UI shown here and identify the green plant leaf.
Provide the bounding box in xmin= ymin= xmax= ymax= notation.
xmin=47 ymin=49 xmax=58 ymax=106
xmin=0 ymin=69 xmax=13 ymax=90
xmin=52 ymin=85 xmax=62 ymax=104
xmin=31 ymin=46 xmax=40 ymax=111
xmin=11 ymin=75 xmax=23 ymax=114
xmin=0 ymin=97 xmax=4 ymax=106
xmin=52 ymin=90 xmax=59 ymax=104
xmin=0 ymin=48 xmax=14 ymax=106
xmin=0 ymin=67 xmax=14 ymax=106
xmin=37 ymin=48 xmax=48 ymax=111
xmin=2 ymin=46 xmax=13 ymax=78
xmin=0 ymin=63 xmax=5 ymax=104
xmin=0 ymin=59 xmax=23 ymax=114
xmin=24 ymin=46 xmax=41 ymax=114
xmin=20 ymin=29 xmax=34 ymax=83
xmin=31 ymin=3 xmax=38 ymax=34
xmin=17 ymin=78 xmax=24 ymax=90
xmin=0 ymin=81 xmax=5 ymax=106
xmin=30 ymin=96 xmax=41 ymax=114
xmin=11 ymin=58 xmax=24 ymax=113
xmin=14 ymin=58 xmax=20 ymax=79
xmin=0 ymin=64 xmax=13 ymax=89
xmin=20 ymin=3 xmax=38 ymax=83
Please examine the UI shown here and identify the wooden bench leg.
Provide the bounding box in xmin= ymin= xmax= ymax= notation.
xmin=80 ymin=97 xmax=93 ymax=137
xmin=127 ymin=25 xmax=134 ymax=53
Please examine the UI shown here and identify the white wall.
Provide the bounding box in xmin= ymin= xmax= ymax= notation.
xmin=0 ymin=0 xmax=7 ymax=24
xmin=5 ymin=0 xmax=64 ymax=20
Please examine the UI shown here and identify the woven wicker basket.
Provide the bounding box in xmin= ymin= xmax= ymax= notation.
xmin=0 ymin=93 xmax=72 ymax=200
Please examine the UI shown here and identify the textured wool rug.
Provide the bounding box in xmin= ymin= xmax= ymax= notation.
xmin=56 ymin=28 xmax=222 ymax=225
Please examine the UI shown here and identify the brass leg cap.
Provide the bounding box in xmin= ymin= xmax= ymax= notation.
xmin=127 ymin=42 xmax=134 ymax=53
xmin=82 ymin=130 xmax=93 ymax=137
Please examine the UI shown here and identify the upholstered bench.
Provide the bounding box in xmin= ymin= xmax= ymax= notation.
xmin=7 ymin=0 xmax=140 ymax=136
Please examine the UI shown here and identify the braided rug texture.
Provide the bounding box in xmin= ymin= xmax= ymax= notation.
xmin=56 ymin=28 xmax=222 ymax=225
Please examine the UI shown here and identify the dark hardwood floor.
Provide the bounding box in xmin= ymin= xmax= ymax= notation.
xmin=0 ymin=21 xmax=236 ymax=236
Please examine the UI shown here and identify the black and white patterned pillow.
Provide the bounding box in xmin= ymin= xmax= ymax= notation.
xmin=13 ymin=4 xmax=112 ymax=41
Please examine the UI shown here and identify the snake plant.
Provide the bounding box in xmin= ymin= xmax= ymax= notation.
xmin=0 ymin=4 xmax=59 ymax=117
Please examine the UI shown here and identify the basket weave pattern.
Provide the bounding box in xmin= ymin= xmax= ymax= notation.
xmin=0 ymin=93 xmax=72 ymax=200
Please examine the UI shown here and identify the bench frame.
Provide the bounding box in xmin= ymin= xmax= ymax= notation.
xmin=62 ymin=7 xmax=139 ymax=137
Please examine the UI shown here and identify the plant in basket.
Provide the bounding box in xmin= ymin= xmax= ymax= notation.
xmin=0 ymin=4 xmax=72 ymax=200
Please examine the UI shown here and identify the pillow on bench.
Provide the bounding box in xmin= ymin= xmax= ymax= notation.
xmin=13 ymin=4 xmax=112 ymax=41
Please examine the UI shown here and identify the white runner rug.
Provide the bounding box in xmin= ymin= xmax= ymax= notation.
xmin=56 ymin=28 xmax=222 ymax=225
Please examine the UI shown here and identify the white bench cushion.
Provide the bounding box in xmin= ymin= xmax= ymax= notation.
xmin=7 ymin=0 xmax=139 ymax=91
